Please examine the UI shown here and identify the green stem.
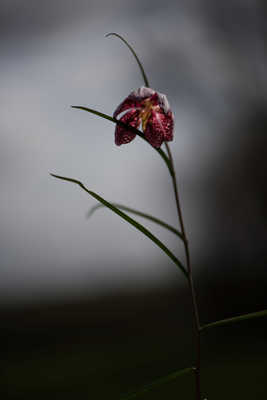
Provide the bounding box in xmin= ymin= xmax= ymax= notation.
xmin=101 ymin=33 xmax=202 ymax=398
xmin=164 ymin=142 xmax=201 ymax=400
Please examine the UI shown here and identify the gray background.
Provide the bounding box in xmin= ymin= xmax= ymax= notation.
xmin=1 ymin=0 xmax=267 ymax=303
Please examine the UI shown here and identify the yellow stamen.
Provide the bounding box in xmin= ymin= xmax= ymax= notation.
xmin=141 ymin=99 xmax=153 ymax=132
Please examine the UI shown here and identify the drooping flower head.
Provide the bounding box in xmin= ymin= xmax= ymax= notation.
xmin=113 ymin=87 xmax=174 ymax=148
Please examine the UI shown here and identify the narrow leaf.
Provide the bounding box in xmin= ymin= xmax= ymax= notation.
xmin=71 ymin=106 xmax=115 ymax=123
xmin=88 ymin=203 xmax=184 ymax=241
xmin=71 ymin=105 xmax=173 ymax=177
xmin=120 ymin=367 xmax=194 ymax=400
xmin=50 ymin=174 xmax=187 ymax=278
xmin=106 ymin=32 xmax=149 ymax=88
xmin=201 ymin=309 xmax=267 ymax=331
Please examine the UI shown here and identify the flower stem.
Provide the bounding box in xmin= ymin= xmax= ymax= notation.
xmin=164 ymin=142 xmax=202 ymax=400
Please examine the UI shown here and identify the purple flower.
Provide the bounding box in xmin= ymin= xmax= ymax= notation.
xmin=113 ymin=87 xmax=174 ymax=148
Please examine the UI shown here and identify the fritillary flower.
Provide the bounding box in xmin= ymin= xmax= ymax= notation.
xmin=113 ymin=87 xmax=174 ymax=148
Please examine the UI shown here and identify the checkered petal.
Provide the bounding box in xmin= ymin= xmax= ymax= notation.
xmin=144 ymin=109 xmax=174 ymax=148
xmin=115 ymin=109 xmax=141 ymax=146
xmin=114 ymin=87 xmax=173 ymax=148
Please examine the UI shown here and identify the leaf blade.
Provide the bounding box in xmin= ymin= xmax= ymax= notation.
xmin=71 ymin=105 xmax=173 ymax=177
xmin=50 ymin=174 xmax=187 ymax=278
xmin=106 ymin=32 xmax=149 ymax=88
xmin=201 ymin=309 xmax=267 ymax=331
xmin=71 ymin=105 xmax=115 ymax=123
xmin=88 ymin=203 xmax=184 ymax=241
xmin=120 ymin=367 xmax=194 ymax=400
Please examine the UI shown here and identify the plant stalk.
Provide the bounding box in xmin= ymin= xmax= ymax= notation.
xmin=165 ymin=142 xmax=202 ymax=400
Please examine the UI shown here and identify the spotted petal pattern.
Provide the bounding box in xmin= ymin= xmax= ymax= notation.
xmin=115 ymin=109 xmax=140 ymax=146
xmin=145 ymin=109 xmax=174 ymax=147
xmin=113 ymin=87 xmax=174 ymax=148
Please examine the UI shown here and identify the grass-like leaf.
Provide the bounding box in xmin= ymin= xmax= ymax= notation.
xmin=106 ymin=32 xmax=149 ymax=88
xmin=50 ymin=174 xmax=187 ymax=278
xmin=120 ymin=367 xmax=194 ymax=400
xmin=71 ymin=105 xmax=174 ymax=177
xmin=87 ymin=203 xmax=184 ymax=242
xmin=201 ymin=309 xmax=267 ymax=331
xmin=71 ymin=106 xmax=115 ymax=123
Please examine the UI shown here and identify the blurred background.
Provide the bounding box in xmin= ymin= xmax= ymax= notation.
xmin=1 ymin=0 xmax=267 ymax=398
